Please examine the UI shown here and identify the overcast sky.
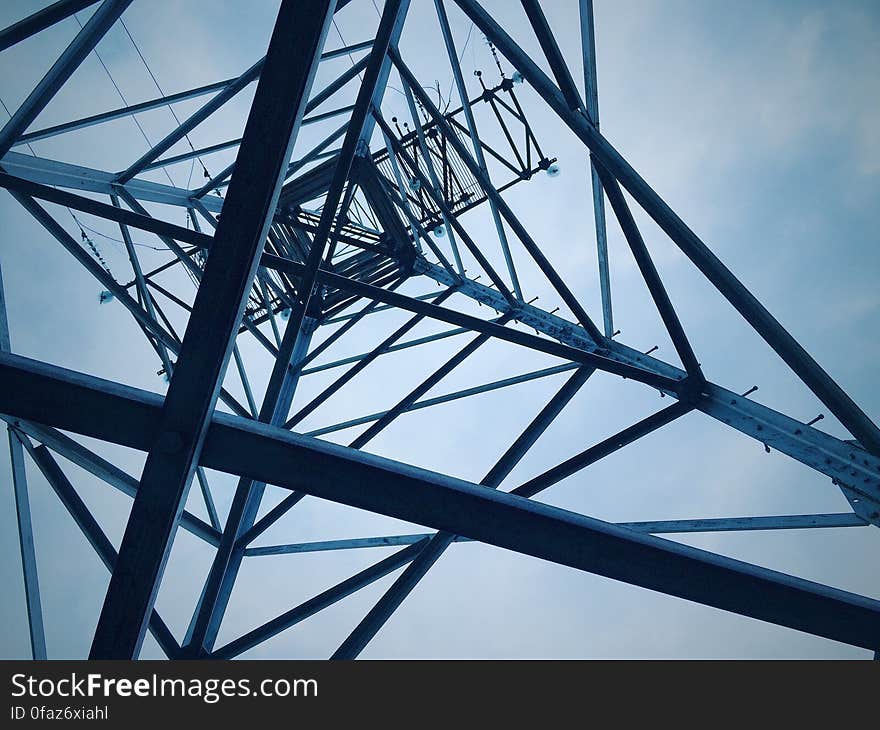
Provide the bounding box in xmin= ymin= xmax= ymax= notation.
xmin=0 ymin=0 xmax=878 ymax=659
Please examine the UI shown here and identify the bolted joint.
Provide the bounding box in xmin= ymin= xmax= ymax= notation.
xmin=677 ymin=374 xmax=708 ymax=407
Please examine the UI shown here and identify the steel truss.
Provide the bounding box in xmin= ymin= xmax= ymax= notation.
xmin=0 ymin=0 xmax=877 ymax=659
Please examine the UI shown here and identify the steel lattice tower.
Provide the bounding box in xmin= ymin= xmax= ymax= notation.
xmin=1 ymin=0 xmax=878 ymax=659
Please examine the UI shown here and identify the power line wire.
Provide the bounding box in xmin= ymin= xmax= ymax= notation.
xmin=72 ymin=12 xmax=178 ymax=189
xmin=118 ymin=17 xmax=211 ymax=180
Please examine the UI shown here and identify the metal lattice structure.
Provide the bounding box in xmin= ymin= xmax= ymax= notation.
xmin=1 ymin=0 xmax=878 ymax=660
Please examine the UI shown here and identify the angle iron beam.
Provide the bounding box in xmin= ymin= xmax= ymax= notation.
xmin=305 ymin=363 xmax=579 ymax=438
xmin=16 ymin=77 xmax=235 ymax=147
xmin=213 ymin=540 xmax=427 ymax=660
xmin=520 ymin=0 xmax=584 ymax=111
xmin=393 ymin=51 xmax=604 ymax=342
xmin=183 ymin=0 xmax=409 ymax=656
xmin=513 ymin=401 xmax=694 ymax=499
xmin=0 ymin=151 xmax=225 ymax=212
xmin=245 ymin=512 xmax=869 ymax=557
xmin=20 ymin=438 xmax=180 ymax=658
xmin=0 ymin=262 xmax=46 ymax=658
xmin=2 ymin=352 xmax=879 ymax=651
xmin=3 ymin=418 xmax=219 ymax=544
xmin=0 ymin=0 xmax=133 ymax=157
xmin=333 ymin=366 xmax=595 ymax=658
xmin=435 ymin=0 xmax=522 ymax=298
xmin=88 ymin=0 xmax=336 ymax=659
xmin=578 ymin=0 xmax=612 ymax=336
xmin=451 ymin=0 xmax=880 ymax=458
xmin=593 ymin=162 xmax=702 ymax=378
xmin=413 ymin=261 xmax=880 ymax=516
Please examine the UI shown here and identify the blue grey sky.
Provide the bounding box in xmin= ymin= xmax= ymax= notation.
xmin=0 ymin=0 xmax=878 ymax=658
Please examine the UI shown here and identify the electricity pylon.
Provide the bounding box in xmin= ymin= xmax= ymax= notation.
xmin=0 ymin=0 xmax=878 ymax=660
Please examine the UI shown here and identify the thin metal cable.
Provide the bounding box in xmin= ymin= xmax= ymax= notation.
xmin=0 ymin=95 xmax=159 ymax=271
xmin=72 ymin=13 xmax=178 ymax=188
xmin=118 ymin=17 xmax=210 ymax=178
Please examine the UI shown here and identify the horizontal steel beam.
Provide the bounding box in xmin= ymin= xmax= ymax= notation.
xmin=2 ymin=351 xmax=879 ymax=651
xmin=261 ymin=254 xmax=687 ymax=394
xmin=305 ymin=363 xmax=579 ymax=437
xmin=1 ymin=151 xmax=225 ymax=211
xmin=4 ymin=158 xmax=874 ymax=510
xmin=244 ymin=513 xmax=867 ymax=556
xmin=415 ymin=261 xmax=880 ymax=517
xmin=0 ymin=172 xmax=210 ymax=247
xmin=15 ymin=77 xmax=235 ymax=146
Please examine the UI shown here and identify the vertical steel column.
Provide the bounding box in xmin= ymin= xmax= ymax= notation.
xmin=5 ymin=431 xmax=46 ymax=659
xmin=0 ymin=262 xmax=46 ymax=659
xmin=183 ymin=317 xmax=317 ymax=655
xmin=183 ymin=0 xmax=410 ymax=656
xmin=579 ymin=0 xmax=612 ymax=337
xmin=89 ymin=0 xmax=336 ymax=659
xmin=434 ymin=0 xmax=522 ymax=299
